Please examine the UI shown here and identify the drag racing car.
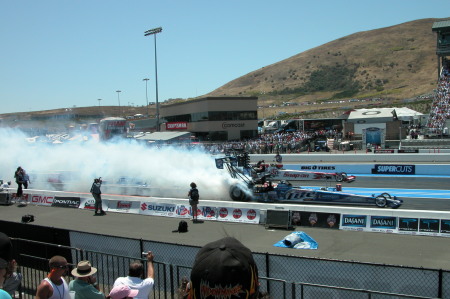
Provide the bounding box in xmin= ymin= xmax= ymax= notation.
xmin=252 ymin=161 xmax=355 ymax=183
xmin=229 ymin=182 xmax=403 ymax=208
xmin=216 ymin=153 xmax=402 ymax=208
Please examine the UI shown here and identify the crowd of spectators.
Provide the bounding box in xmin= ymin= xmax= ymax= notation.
xmin=427 ymin=60 xmax=450 ymax=135
xmin=0 ymin=230 xmax=269 ymax=299
xmin=175 ymin=129 xmax=342 ymax=154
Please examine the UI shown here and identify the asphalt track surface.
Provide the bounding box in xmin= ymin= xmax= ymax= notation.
xmin=1 ymin=173 xmax=450 ymax=271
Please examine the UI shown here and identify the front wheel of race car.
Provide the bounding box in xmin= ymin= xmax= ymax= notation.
xmin=375 ymin=195 xmax=387 ymax=208
xmin=229 ymin=184 xmax=251 ymax=202
xmin=335 ymin=172 xmax=347 ymax=182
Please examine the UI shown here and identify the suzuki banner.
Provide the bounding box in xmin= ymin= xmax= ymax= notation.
xmin=139 ymin=201 xmax=177 ymax=217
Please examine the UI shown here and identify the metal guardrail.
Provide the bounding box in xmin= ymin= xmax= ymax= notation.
xmin=8 ymin=237 xmax=446 ymax=299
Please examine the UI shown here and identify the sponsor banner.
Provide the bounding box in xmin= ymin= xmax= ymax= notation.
xmin=31 ymin=194 xmax=54 ymax=206
xmin=398 ymin=217 xmax=419 ymax=235
xmin=12 ymin=193 xmax=29 ymax=202
xmin=175 ymin=204 xmax=192 ymax=218
xmin=340 ymin=214 xmax=368 ymax=231
xmin=52 ymin=196 xmax=80 ymax=208
xmin=374 ymin=149 xmax=394 ymax=154
xmin=299 ymin=165 xmax=336 ymax=171
xmin=201 ymin=206 xmax=218 ymax=221
xmin=216 ymin=207 xmax=259 ymax=224
xmin=290 ymin=211 xmax=339 ymax=229
xmin=140 ymin=201 xmax=177 ymax=217
xmin=166 ymin=122 xmax=188 ymax=130
xmin=369 ymin=216 xmax=397 ymax=233
xmin=222 ymin=122 xmax=245 ymax=129
xmin=440 ymin=219 xmax=450 ymax=235
xmin=81 ymin=198 xmax=96 ymax=210
xmin=398 ymin=149 xmax=419 ymax=153
xmin=107 ymin=200 xmax=140 ymax=214
xmin=372 ymin=164 xmax=415 ymax=175
xmin=418 ymin=218 xmax=440 ymax=236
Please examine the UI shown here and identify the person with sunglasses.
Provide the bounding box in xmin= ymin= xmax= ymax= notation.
xmin=35 ymin=256 xmax=70 ymax=299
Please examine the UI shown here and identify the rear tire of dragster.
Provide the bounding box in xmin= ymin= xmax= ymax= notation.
xmin=229 ymin=184 xmax=251 ymax=202
xmin=375 ymin=195 xmax=387 ymax=208
xmin=335 ymin=172 xmax=347 ymax=182
xmin=380 ymin=192 xmax=392 ymax=199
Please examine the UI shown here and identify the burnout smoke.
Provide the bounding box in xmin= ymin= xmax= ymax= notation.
xmin=0 ymin=128 xmax=236 ymax=200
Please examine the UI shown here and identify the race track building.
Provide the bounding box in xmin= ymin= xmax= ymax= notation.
xmin=160 ymin=97 xmax=258 ymax=141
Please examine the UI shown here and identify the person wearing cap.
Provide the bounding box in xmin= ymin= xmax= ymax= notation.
xmin=112 ymin=251 xmax=154 ymax=299
xmin=35 ymin=255 xmax=70 ymax=299
xmin=189 ymin=237 xmax=260 ymax=299
xmin=69 ymin=261 xmax=105 ymax=299
xmin=0 ymin=232 xmax=13 ymax=299
xmin=107 ymin=285 xmax=138 ymax=299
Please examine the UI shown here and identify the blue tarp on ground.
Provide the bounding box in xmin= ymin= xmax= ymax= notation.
xmin=274 ymin=231 xmax=318 ymax=250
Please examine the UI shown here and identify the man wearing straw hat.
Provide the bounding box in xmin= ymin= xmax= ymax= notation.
xmin=69 ymin=261 xmax=105 ymax=299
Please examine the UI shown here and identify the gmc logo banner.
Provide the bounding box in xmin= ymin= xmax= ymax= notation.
xmin=52 ymin=197 xmax=81 ymax=208
xmin=372 ymin=164 xmax=415 ymax=175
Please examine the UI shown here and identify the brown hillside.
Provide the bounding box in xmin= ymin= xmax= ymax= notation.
xmin=205 ymin=18 xmax=444 ymax=118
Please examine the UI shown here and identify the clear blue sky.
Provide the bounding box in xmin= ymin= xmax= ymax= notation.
xmin=1 ymin=1 xmax=450 ymax=114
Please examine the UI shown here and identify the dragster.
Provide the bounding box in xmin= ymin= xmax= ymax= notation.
xmin=215 ymin=152 xmax=402 ymax=208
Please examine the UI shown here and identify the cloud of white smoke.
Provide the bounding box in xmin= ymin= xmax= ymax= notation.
xmin=0 ymin=128 xmax=237 ymax=200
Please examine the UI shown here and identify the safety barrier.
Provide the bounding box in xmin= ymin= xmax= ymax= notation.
xmin=7 ymin=234 xmax=448 ymax=299
xmin=6 ymin=188 xmax=450 ymax=238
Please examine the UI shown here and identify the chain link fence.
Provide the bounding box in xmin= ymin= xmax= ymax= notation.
xmin=9 ymin=232 xmax=449 ymax=299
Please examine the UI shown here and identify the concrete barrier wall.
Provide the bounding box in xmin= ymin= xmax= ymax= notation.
xmin=252 ymin=152 xmax=450 ymax=163
xmin=11 ymin=189 xmax=450 ymax=237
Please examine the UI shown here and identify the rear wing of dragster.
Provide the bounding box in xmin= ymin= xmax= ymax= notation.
xmin=215 ymin=154 xmax=254 ymax=185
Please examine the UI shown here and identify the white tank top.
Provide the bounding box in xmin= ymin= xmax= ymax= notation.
xmin=44 ymin=277 xmax=70 ymax=299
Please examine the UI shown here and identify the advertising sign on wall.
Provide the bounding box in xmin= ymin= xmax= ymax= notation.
xmin=398 ymin=217 xmax=419 ymax=235
xmin=340 ymin=214 xmax=368 ymax=231
xmin=369 ymin=216 xmax=397 ymax=233
xmin=140 ymin=201 xmax=177 ymax=217
xmin=216 ymin=207 xmax=259 ymax=224
xmin=372 ymin=165 xmax=415 ymax=175
xmin=52 ymin=197 xmax=80 ymax=208
xmin=166 ymin=122 xmax=188 ymax=130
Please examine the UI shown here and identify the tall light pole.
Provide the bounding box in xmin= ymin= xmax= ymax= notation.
xmin=143 ymin=78 xmax=150 ymax=117
xmin=144 ymin=27 xmax=162 ymax=131
xmin=116 ymin=90 xmax=121 ymax=116
xmin=97 ymin=98 xmax=102 ymax=107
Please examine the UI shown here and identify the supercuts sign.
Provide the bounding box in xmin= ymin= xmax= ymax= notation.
xmin=166 ymin=122 xmax=187 ymax=130
xmin=372 ymin=164 xmax=415 ymax=175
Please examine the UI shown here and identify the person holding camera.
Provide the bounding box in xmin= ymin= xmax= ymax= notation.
xmin=90 ymin=178 xmax=106 ymax=216
xmin=112 ymin=251 xmax=154 ymax=299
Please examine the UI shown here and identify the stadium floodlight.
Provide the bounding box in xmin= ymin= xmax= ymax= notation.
xmin=144 ymin=27 xmax=162 ymax=131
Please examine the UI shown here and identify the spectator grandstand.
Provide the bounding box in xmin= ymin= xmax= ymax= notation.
xmin=426 ymin=59 xmax=450 ymax=136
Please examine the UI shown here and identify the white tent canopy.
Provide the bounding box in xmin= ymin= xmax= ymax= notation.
xmin=347 ymin=107 xmax=423 ymax=121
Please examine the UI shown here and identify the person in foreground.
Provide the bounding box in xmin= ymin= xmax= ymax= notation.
xmin=35 ymin=255 xmax=70 ymax=299
xmin=188 ymin=237 xmax=261 ymax=299
xmin=69 ymin=260 xmax=105 ymax=299
xmin=107 ymin=285 xmax=138 ymax=299
xmin=0 ymin=232 xmax=13 ymax=299
xmin=113 ymin=251 xmax=154 ymax=299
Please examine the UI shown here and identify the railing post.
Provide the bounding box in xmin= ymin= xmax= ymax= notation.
xmin=265 ymin=252 xmax=270 ymax=295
